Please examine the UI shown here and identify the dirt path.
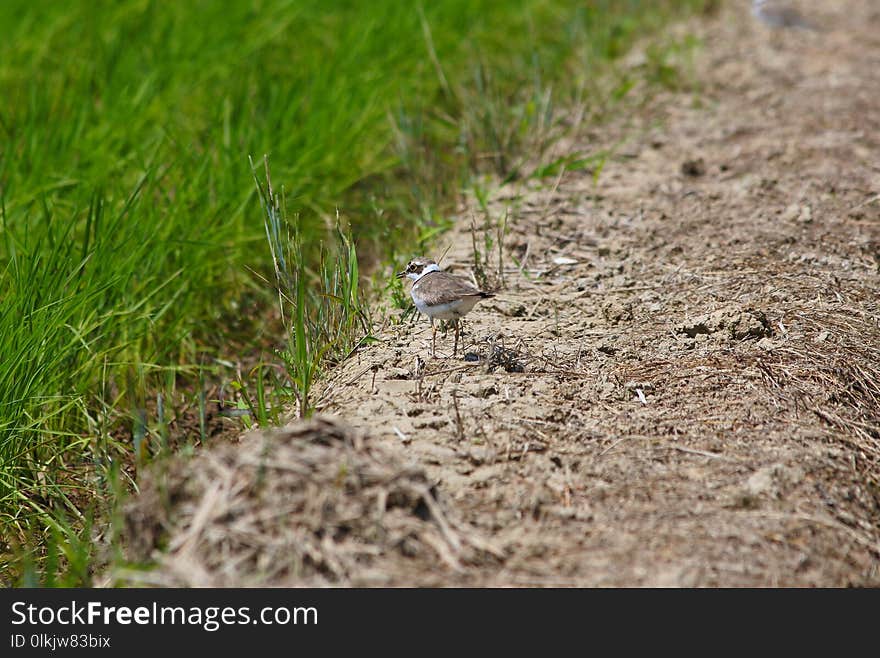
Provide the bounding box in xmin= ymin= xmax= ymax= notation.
xmin=125 ymin=0 xmax=880 ymax=586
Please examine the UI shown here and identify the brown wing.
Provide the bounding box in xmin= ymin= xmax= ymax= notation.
xmin=413 ymin=271 xmax=491 ymax=306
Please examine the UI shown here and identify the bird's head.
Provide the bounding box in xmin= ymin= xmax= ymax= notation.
xmin=396 ymin=257 xmax=440 ymax=281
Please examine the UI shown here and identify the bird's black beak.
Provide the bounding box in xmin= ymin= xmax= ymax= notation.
xmin=395 ymin=270 xmax=406 ymax=280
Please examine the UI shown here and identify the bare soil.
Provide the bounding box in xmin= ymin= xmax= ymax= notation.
xmin=124 ymin=0 xmax=880 ymax=587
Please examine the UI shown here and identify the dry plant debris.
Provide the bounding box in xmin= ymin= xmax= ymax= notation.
xmin=122 ymin=416 xmax=500 ymax=586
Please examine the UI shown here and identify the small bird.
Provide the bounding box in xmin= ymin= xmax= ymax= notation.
xmin=751 ymin=0 xmax=817 ymax=30
xmin=397 ymin=257 xmax=494 ymax=357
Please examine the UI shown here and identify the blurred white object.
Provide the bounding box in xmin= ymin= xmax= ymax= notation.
xmin=751 ymin=0 xmax=817 ymax=30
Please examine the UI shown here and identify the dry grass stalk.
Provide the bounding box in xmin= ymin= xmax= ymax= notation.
xmin=122 ymin=416 xmax=500 ymax=586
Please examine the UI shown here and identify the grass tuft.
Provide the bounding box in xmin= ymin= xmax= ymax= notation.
xmin=252 ymin=158 xmax=369 ymax=418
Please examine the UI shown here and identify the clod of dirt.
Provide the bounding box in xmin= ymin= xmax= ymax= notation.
xmin=757 ymin=337 xmax=778 ymax=351
xmin=485 ymin=343 xmax=526 ymax=373
xmin=595 ymin=336 xmax=619 ymax=356
xmin=122 ymin=416 xmax=499 ymax=586
xmin=781 ymin=203 xmax=813 ymax=224
xmin=503 ymin=303 xmax=528 ymax=318
xmin=478 ymin=383 xmax=500 ymax=398
xmin=387 ymin=367 xmax=412 ymax=380
xmin=675 ymin=305 xmax=772 ymax=340
xmin=601 ymin=299 xmax=634 ymax=325
xmin=681 ymin=157 xmax=706 ymax=177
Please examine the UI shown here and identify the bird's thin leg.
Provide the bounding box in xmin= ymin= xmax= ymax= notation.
xmin=431 ymin=318 xmax=437 ymax=358
xmin=453 ymin=320 xmax=460 ymax=357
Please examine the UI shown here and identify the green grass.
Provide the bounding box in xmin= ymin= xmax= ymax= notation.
xmin=0 ymin=0 xmax=708 ymax=584
xmin=252 ymin=156 xmax=368 ymax=418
